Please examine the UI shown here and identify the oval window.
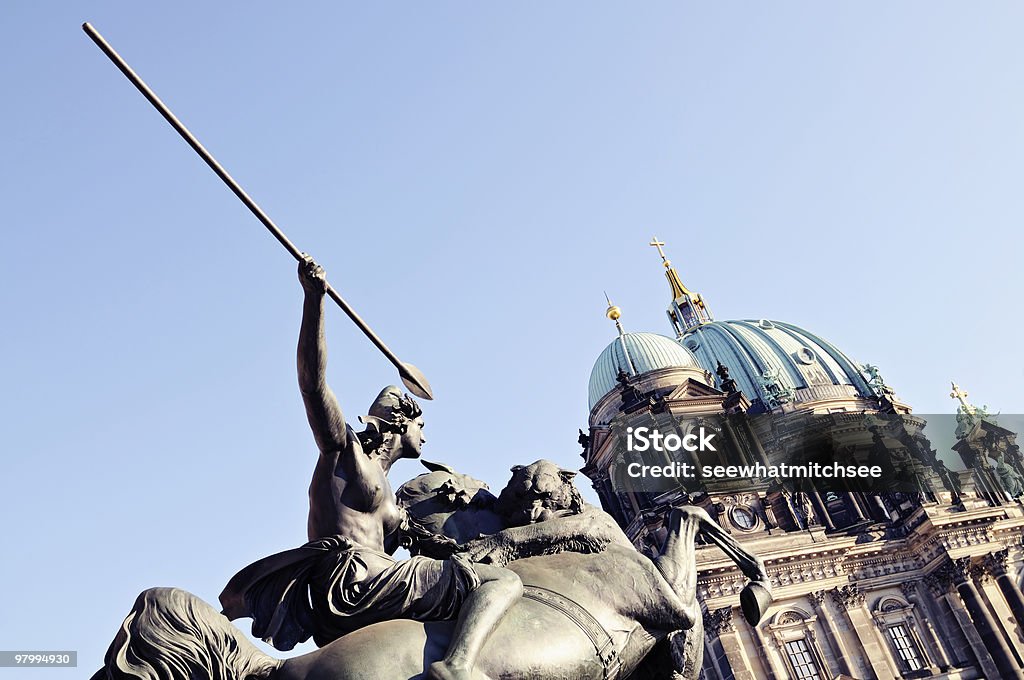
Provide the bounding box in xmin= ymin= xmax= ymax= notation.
xmin=795 ymin=347 xmax=816 ymax=365
xmin=730 ymin=506 xmax=757 ymax=531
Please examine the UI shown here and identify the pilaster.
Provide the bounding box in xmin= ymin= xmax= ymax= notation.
xmin=831 ymin=585 xmax=896 ymax=680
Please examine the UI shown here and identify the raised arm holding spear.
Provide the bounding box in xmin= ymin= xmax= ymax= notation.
xmin=81 ymin=22 xmax=433 ymax=401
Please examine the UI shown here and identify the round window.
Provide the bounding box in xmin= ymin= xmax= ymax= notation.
xmin=730 ymin=506 xmax=757 ymax=531
xmin=795 ymin=347 xmax=816 ymax=365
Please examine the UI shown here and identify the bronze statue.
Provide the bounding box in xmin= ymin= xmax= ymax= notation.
xmin=93 ymin=467 xmax=771 ymax=679
xmin=220 ymin=257 xmax=522 ymax=680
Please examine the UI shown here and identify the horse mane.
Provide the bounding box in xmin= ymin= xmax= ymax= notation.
xmin=91 ymin=587 xmax=279 ymax=680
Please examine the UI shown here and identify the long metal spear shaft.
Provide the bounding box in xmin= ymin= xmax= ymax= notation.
xmin=82 ymin=22 xmax=433 ymax=400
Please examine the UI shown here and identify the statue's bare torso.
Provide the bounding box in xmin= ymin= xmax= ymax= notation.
xmin=307 ymin=431 xmax=405 ymax=548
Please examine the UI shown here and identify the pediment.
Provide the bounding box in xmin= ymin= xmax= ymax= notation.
xmin=666 ymin=378 xmax=726 ymax=401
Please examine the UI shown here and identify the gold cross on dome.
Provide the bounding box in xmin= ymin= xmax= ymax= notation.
xmin=650 ymin=237 xmax=670 ymax=267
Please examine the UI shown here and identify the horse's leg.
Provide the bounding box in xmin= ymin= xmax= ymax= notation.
xmin=627 ymin=617 xmax=704 ymax=680
xmin=689 ymin=511 xmax=772 ymax=625
xmin=667 ymin=614 xmax=704 ymax=680
xmin=691 ymin=512 xmax=767 ymax=583
xmin=651 ymin=505 xmax=772 ymax=679
xmin=651 ymin=506 xmax=703 ymax=630
xmin=653 ymin=506 xmax=702 ymax=604
xmin=647 ymin=507 xmax=706 ymax=680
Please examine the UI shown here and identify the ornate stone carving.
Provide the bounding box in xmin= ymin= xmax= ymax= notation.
xmin=931 ymin=557 xmax=975 ymax=591
xmin=776 ymin=610 xmax=804 ymax=625
xmin=926 ymin=570 xmax=954 ymax=596
xmin=880 ymin=598 xmax=905 ymax=613
xmin=969 ymin=560 xmax=991 ymax=584
xmin=830 ymin=584 xmax=865 ymax=610
xmin=949 ymin=557 xmax=973 ymax=584
xmin=899 ymin=581 xmax=918 ymax=599
xmin=704 ymin=607 xmax=736 ymax=637
xmin=983 ymin=549 xmax=1009 ymax=577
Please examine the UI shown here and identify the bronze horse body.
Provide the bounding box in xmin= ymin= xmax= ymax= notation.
xmin=278 ymin=539 xmax=700 ymax=679
xmin=92 ymin=464 xmax=770 ymax=680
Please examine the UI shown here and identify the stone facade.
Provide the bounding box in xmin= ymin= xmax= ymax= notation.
xmin=583 ymin=379 xmax=1024 ymax=679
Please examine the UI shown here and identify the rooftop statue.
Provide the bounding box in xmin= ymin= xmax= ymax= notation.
xmin=994 ymin=451 xmax=1024 ymax=499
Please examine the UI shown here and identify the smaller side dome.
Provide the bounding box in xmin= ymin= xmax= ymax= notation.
xmin=588 ymin=332 xmax=701 ymax=409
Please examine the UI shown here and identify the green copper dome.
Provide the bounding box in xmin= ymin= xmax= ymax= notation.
xmin=588 ymin=332 xmax=702 ymax=409
xmin=679 ymin=319 xmax=874 ymax=406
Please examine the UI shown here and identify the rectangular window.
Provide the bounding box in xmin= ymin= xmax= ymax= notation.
xmin=888 ymin=623 xmax=923 ymax=671
xmin=784 ymin=638 xmax=822 ymax=680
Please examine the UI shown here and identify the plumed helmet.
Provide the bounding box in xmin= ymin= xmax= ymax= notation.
xmin=364 ymin=385 xmax=422 ymax=430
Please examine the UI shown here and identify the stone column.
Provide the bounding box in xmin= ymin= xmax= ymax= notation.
xmin=985 ymin=549 xmax=1024 ymax=638
xmin=943 ymin=557 xmax=1024 ymax=680
xmin=704 ymin=607 xmax=755 ymax=680
xmin=831 ymin=585 xmax=896 ymax=680
xmin=844 ymin=490 xmax=867 ymax=522
xmin=900 ymin=581 xmax=951 ymax=672
xmin=923 ymin=573 xmax=975 ymax=669
xmin=809 ymin=590 xmax=854 ymax=677
xmin=929 ymin=571 xmax=1000 ymax=678
xmin=809 ymin=491 xmax=835 ymax=531
xmin=867 ymin=492 xmax=890 ymax=520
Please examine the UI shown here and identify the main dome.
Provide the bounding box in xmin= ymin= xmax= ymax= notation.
xmin=679 ymin=319 xmax=874 ymax=406
xmin=588 ymin=332 xmax=702 ymax=408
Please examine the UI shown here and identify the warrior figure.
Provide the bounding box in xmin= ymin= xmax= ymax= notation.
xmin=222 ymin=256 xmax=521 ymax=680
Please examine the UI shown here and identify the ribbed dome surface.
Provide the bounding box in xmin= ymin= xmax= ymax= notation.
xmin=679 ymin=320 xmax=873 ymax=404
xmin=588 ymin=332 xmax=701 ymax=408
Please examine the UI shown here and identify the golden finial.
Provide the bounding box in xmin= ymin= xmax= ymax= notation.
xmin=604 ymin=292 xmax=625 ymax=336
xmin=649 ymin=237 xmax=692 ymax=301
xmin=604 ymin=291 xmax=621 ymax=320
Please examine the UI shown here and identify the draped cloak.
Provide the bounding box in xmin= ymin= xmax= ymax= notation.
xmin=220 ymin=535 xmax=481 ymax=650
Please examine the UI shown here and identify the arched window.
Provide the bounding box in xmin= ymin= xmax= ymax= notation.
xmin=766 ymin=608 xmax=827 ymax=680
xmin=872 ymin=596 xmax=932 ymax=675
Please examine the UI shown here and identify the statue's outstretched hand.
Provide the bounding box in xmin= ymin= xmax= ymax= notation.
xmin=298 ymin=254 xmax=328 ymax=294
xmin=461 ymin=505 xmax=628 ymax=567
xmin=461 ymin=534 xmax=514 ymax=566
xmin=400 ymin=514 xmax=463 ymax=559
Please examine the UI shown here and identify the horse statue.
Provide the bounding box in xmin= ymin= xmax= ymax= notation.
xmin=90 ymin=461 xmax=771 ymax=680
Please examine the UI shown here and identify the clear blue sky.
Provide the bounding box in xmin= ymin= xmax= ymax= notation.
xmin=2 ymin=1 xmax=1023 ymax=673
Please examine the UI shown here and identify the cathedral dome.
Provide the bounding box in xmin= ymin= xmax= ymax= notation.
xmin=679 ymin=319 xmax=874 ymax=407
xmin=588 ymin=332 xmax=702 ymax=409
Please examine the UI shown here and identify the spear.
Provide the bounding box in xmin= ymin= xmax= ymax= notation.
xmin=82 ymin=22 xmax=433 ymax=400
